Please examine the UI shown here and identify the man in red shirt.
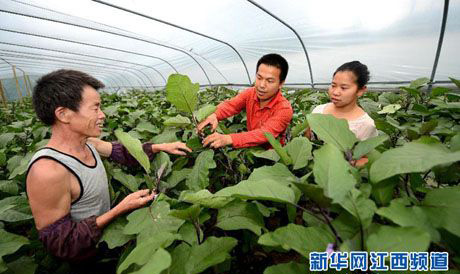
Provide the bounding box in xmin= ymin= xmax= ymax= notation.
xmin=198 ymin=53 xmax=293 ymax=149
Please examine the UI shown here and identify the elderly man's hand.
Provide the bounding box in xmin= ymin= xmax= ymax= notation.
xmin=202 ymin=132 xmax=232 ymax=149
xmin=152 ymin=142 xmax=192 ymax=155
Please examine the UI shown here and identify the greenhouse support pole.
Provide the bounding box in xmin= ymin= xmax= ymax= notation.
xmin=26 ymin=75 xmax=33 ymax=93
xmin=21 ymin=70 xmax=31 ymax=97
xmin=11 ymin=65 xmax=23 ymax=102
xmin=429 ymin=0 xmax=449 ymax=89
xmin=0 ymin=79 xmax=7 ymax=108
xmin=247 ymin=0 xmax=315 ymax=88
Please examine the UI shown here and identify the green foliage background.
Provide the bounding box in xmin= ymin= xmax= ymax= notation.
xmin=0 ymin=76 xmax=459 ymax=273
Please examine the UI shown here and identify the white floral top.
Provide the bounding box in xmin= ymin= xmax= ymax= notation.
xmin=312 ymin=103 xmax=378 ymax=141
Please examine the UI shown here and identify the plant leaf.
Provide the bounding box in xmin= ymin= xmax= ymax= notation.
xmin=285 ymin=137 xmax=312 ymax=170
xmin=100 ymin=217 xmax=134 ymax=249
xmin=164 ymin=115 xmax=192 ymax=128
xmin=264 ymin=132 xmax=292 ymax=165
xmin=258 ymin=224 xmax=334 ymax=258
xmin=185 ymin=236 xmax=237 ymax=274
xmin=366 ymin=226 xmax=430 ymax=252
xmin=420 ymin=186 xmax=460 ymax=237
xmin=378 ymin=104 xmax=401 ymax=114
xmin=112 ymin=169 xmax=138 ymax=192
xmin=179 ymin=190 xmax=233 ymax=209
xmin=186 ymin=150 xmax=216 ymax=191
xmin=194 ymin=104 xmax=216 ymax=123
xmin=169 ymin=204 xmax=201 ymax=221
xmin=216 ymin=200 xmax=265 ymax=235
xmin=307 ymin=113 xmax=357 ymax=151
xmin=132 ymin=248 xmax=171 ymax=274
xmin=370 ymin=142 xmax=460 ymax=183
xmin=166 ymin=74 xmax=199 ymax=114
xmin=215 ymin=179 xmax=296 ymax=204
xmin=263 ymin=262 xmax=309 ymax=274
xmin=117 ymin=232 xmax=178 ymax=274
xmin=353 ymin=135 xmax=388 ymax=160
xmin=313 ymin=143 xmax=357 ymax=203
xmin=115 ymin=129 xmax=150 ymax=173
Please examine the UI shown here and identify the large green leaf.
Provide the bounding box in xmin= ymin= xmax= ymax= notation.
xmin=135 ymin=121 xmax=159 ymax=134
xmin=100 ymin=217 xmax=134 ymax=249
xmin=169 ymin=204 xmax=201 ymax=221
xmin=179 ymin=190 xmax=233 ymax=209
xmin=366 ymin=226 xmax=430 ymax=252
xmin=215 ymin=179 xmax=296 ymax=204
xmin=248 ymin=163 xmax=301 ymax=202
xmin=184 ymin=236 xmax=237 ymax=274
xmin=377 ymin=104 xmax=401 ymax=114
xmin=293 ymin=182 xmax=332 ymax=208
xmin=132 ymin=248 xmax=171 ymax=274
xmin=164 ymin=115 xmax=192 ymax=128
xmin=168 ymin=243 xmax=191 ymax=274
xmin=313 ymin=144 xmax=357 ymax=203
xmin=123 ymin=201 xmax=184 ymax=242
xmin=166 ymin=74 xmax=199 ymax=113
xmin=153 ymin=151 xmax=172 ymax=179
xmin=252 ymin=149 xmax=280 ymax=162
xmin=8 ymin=153 xmax=33 ymax=179
xmin=164 ymin=169 xmax=191 ymax=190
xmin=186 ymin=150 xmax=216 ymax=191
xmin=0 ymin=180 xmax=18 ymax=195
xmin=264 ymin=262 xmax=309 ymax=274
xmin=410 ymin=77 xmax=430 ymax=89
xmin=376 ymin=199 xmax=439 ymax=241
xmin=216 ymin=200 xmax=265 ymax=235
xmin=6 ymin=256 xmax=37 ymax=274
xmin=0 ymin=197 xmax=33 ymax=222
xmin=258 ymin=224 xmax=334 ymax=258
xmin=194 ymin=104 xmax=216 ymax=123
xmin=307 ymin=113 xmax=357 ymax=151
xmin=112 ymin=169 xmax=138 ymax=192
xmin=339 ymin=188 xmax=376 ymax=229
xmin=291 ymin=119 xmax=309 ymax=137
xmin=117 ymin=232 xmax=178 ymax=274
xmin=353 ymin=135 xmax=388 ymax=160
xmin=115 ymin=129 xmax=150 ymax=173
xmin=0 ymin=229 xmax=29 ymax=266
xmin=285 ymin=137 xmax=312 ymax=170
xmin=0 ymin=133 xmax=15 ymax=148
xmin=370 ymin=142 xmax=460 ymax=183
xmin=420 ymin=186 xmax=460 ymax=237
xmin=264 ymin=132 xmax=292 ymax=165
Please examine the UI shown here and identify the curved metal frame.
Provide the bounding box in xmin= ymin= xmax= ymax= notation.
xmin=0 ymin=8 xmax=214 ymax=85
xmin=3 ymin=60 xmax=133 ymax=88
xmin=92 ymin=0 xmax=252 ymax=85
xmin=1 ymin=54 xmax=141 ymax=87
xmin=247 ymin=0 xmax=315 ymax=88
xmin=0 ymin=28 xmax=172 ymax=84
xmin=430 ymin=0 xmax=450 ymax=86
xmin=0 ymin=49 xmax=156 ymax=87
xmin=0 ymin=41 xmax=166 ymax=85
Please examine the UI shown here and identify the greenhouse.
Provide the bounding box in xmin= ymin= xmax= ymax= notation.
xmin=0 ymin=0 xmax=459 ymax=273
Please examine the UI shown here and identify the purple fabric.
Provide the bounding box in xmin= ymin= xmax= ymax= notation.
xmin=38 ymin=214 xmax=102 ymax=262
xmin=109 ymin=142 xmax=154 ymax=167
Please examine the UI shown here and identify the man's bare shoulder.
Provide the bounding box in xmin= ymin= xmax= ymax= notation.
xmin=27 ymin=158 xmax=70 ymax=187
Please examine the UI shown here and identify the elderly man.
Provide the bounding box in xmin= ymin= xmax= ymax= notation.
xmin=26 ymin=69 xmax=191 ymax=262
xmin=198 ymin=53 xmax=293 ymax=149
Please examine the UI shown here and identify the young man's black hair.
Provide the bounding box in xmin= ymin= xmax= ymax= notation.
xmin=256 ymin=53 xmax=289 ymax=82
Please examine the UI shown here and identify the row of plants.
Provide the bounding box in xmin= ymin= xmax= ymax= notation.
xmin=0 ymin=75 xmax=459 ymax=273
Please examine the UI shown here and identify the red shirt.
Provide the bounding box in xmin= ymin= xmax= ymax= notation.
xmin=215 ymin=87 xmax=293 ymax=148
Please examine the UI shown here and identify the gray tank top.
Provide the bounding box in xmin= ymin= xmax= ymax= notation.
xmin=27 ymin=143 xmax=110 ymax=221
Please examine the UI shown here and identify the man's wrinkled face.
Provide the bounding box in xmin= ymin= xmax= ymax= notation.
xmin=68 ymin=86 xmax=105 ymax=137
